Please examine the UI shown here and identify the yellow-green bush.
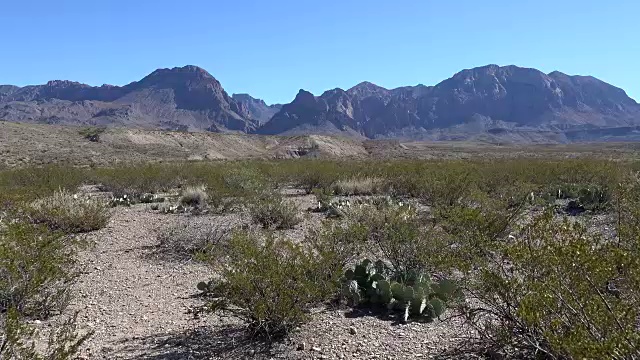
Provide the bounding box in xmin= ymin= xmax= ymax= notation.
xmin=248 ymin=193 xmax=301 ymax=230
xmin=0 ymin=218 xmax=90 ymax=359
xmin=198 ymin=231 xmax=340 ymax=340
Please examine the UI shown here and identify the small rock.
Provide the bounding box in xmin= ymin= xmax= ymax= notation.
xmin=312 ymin=346 xmax=322 ymax=352
xmin=297 ymin=342 xmax=306 ymax=351
xmin=34 ymin=320 xmax=42 ymax=325
xmin=248 ymin=349 xmax=255 ymax=356
xmin=349 ymin=326 xmax=357 ymax=335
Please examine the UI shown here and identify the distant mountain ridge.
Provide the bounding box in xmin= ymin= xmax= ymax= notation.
xmin=0 ymin=65 xmax=257 ymax=132
xmin=231 ymin=93 xmax=282 ymax=124
xmin=260 ymin=65 xmax=640 ymax=141
xmin=2 ymin=64 xmax=639 ymax=143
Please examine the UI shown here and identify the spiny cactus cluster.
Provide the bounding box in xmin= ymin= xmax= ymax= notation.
xmin=110 ymin=193 xmax=165 ymax=207
xmin=160 ymin=204 xmax=187 ymax=214
xmin=325 ymin=199 xmax=352 ymax=218
xmin=341 ymin=259 xmax=460 ymax=322
xmin=110 ymin=194 xmax=132 ymax=207
xmin=318 ymin=196 xmax=414 ymax=219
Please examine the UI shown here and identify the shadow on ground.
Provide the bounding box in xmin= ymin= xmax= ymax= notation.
xmin=344 ymin=306 xmax=437 ymax=327
xmin=109 ymin=325 xmax=278 ymax=360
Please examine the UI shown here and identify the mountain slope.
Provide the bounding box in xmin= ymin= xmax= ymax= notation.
xmin=2 ymin=64 xmax=639 ymax=142
xmin=0 ymin=66 xmax=257 ymax=132
xmin=232 ymin=93 xmax=282 ymax=124
xmin=257 ymin=65 xmax=640 ymax=140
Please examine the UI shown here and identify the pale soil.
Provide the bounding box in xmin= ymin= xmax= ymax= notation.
xmin=0 ymin=122 xmax=367 ymax=167
xmin=39 ymin=190 xmax=471 ymax=360
xmin=3 ymin=121 xmax=639 ymax=168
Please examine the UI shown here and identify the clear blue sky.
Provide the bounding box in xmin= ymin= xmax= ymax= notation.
xmin=2 ymin=0 xmax=638 ymax=104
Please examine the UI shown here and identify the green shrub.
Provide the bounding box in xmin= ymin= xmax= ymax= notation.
xmin=0 ymin=166 xmax=87 ymax=204
xmin=306 ymin=220 xmax=369 ymax=271
xmin=280 ymin=160 xmax=343 ymax=194
xmin=94 ymin=163 xmax=182 ymax=200
xmin=78 ymin=126 xmax=106 ymax=142
xmin=311 ymin=187 xmax=333 ymax=211
xmin=198 ymin=231 xmax=340 ymax=341
xmin=1 ymin=309 xmax=91 ymax=360
xmin=0 ymin=218 xmax=90 ymax=359
xmin=248 ymin=193 xmax=301 ymax=230
xmin=455 ymin=210 xmax=640 ymax=359
xmin=28 ymin=189 xmax=110 ymax=233
xmin=577 ymin=185 xmax=611 ymax=212
xmin=0 ymin=221 xmax=79 ymax=318
xmin=346 ymin=200 xmax=447 ymax=275
xmin=223 ymin=166 xmax=270 ymax=196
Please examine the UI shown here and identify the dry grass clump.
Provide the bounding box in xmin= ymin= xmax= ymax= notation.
xmin=332 ymin=177 xmax=384 ymax=196
xmin=156 ymin=219 xmax=231 ymax=260
xmin=28 ymin=189 xmax=110 ymax=233
xmin=179 ymin=184 xmax=209 ymax=208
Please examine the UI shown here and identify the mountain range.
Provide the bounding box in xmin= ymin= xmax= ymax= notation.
xmin=2 ymin=64 xmax=639 ymax=143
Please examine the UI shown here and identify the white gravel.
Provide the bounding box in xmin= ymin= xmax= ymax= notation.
xmin=47 ymin=193 xmax=471 ymax=359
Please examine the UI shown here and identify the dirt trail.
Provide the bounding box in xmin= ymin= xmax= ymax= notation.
xmin=69 ymin=207 xmax=216 ymax=359
xmin=62 ymin=196 xmax=469 ymax=360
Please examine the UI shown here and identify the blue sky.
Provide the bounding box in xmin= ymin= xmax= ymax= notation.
xmin=2 ymin=0 xmax=638 ymax=104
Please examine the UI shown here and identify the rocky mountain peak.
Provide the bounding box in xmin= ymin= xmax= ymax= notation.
xmin=232 ymin=93 xmax=281 ymax=124
xmin=45 ymin=80 xmax=90 ymax=88
xmin=347 ymin=81 xmax=389 ymax=100
xmin=232 ymin=93 xmax=267 ymax=107
xmin=1 ymin=64 xmax=639 ymax=142
xmin=291 ymin=89 xmax=318 ymax=106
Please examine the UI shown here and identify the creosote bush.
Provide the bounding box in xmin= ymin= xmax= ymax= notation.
xmin=0 ymin=217 xmax=90 ymax=359
xmin=443 ymin=206 xmax=640 ymax=359
xmin=198 ymin=231 xmax=340 ymax=341
xmin=248 ymin=193 xmax=301 ymax=230
xmin=0 ymin=221 xmax=78 ymax=318
xmin=28 ymin=189 xmax=110 ymax=234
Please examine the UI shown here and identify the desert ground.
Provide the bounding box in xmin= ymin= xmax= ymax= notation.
xmin=2 ymin=124 xmax=639 ymax=360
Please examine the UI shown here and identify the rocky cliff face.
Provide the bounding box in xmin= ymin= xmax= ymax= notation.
xmin=232 ymin=93 xmax=281 ymax=124
xmin=2 ymin=64 xmax=639 ymax=142
xmin=257 ymin=65 xmax=640 ymax=139
xmin=0 ymin=65 xmax=257 ymax=132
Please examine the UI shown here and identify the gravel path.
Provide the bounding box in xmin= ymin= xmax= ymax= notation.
xmin=57 ymin=194 xmax=471 ymax=359
xmin=68 ymin=207 xmax=216 ymax=359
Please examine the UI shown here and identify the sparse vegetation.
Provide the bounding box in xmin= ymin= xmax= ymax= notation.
xmin=0 ymin=216 xmax=90 ymax=359
xmin=179 ymin=184 xmax=209 ymax=208
xmin=78 ymin=126 xmax=106 ymax=142
xmin=198 ymin=231 xmax=340 ymax=341
xmin=332 ymin=177 xmax=383 ymax=196
xmin=0 ymin=154 xmax=638 ymax=357
xmin=156 ymin=220 xmax=230 ymax=260
xmin=248 ymin=193 xmax=301 ymax=230
xmin=28 ymin=189 xmax=111 ymax=234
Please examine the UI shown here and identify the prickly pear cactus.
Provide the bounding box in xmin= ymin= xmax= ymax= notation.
xmin=342 ymin=280 xmax=361 ymax=305
xmin=341 ymin=260 xmax=460 ymax=322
